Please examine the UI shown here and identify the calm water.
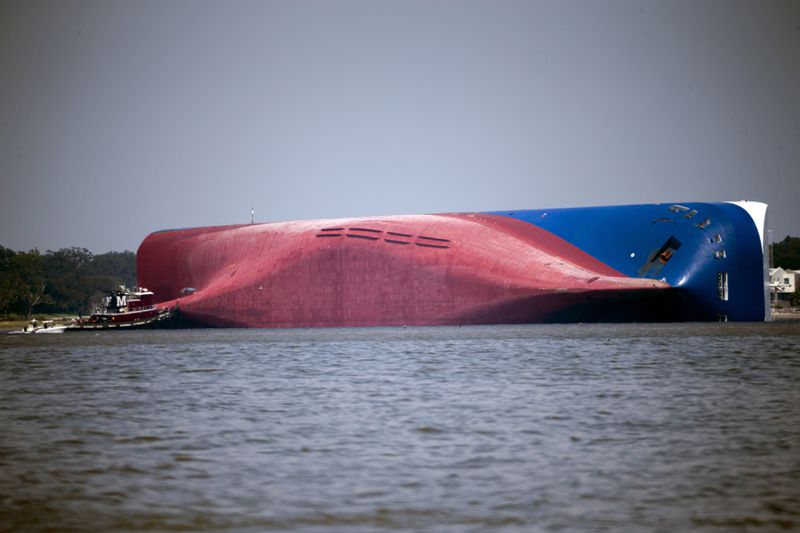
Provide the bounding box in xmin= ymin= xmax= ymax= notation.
xmin=1 ymin=323 xmax=799 ymax=532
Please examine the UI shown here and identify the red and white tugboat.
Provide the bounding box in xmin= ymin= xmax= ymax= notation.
xmin=69 ymin=286 xmax=174 ymax=330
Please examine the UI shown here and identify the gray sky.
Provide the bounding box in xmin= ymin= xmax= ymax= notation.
xmin=1 ymin=0 xmax=799 ymax=253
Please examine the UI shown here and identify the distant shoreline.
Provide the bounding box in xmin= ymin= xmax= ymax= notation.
xmin=773 ymin=309 xmax=800 ymax=321
xmin=3 ymin=313 xmax=800 ymax=333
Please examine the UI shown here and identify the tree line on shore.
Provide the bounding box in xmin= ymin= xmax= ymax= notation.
xmin=773 ymin=236 xmax=800 ymax=271
xmin=0 ymin=246 xmax=136 ymax=320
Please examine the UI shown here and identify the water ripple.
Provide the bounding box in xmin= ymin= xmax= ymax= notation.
xmin=1 ymin=322 xmax=799 ymax=532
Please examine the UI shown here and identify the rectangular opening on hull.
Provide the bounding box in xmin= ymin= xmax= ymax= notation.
xmin=656 ymin=236 xmax=682 ymax=263
xmin=418 ymin=235 xmax=451 ymax=243
xmin=639 ymin=236 xmax=682 ymax=277
xmin=650 ymin=236 xmax=682 ymax=264
xmin=697 ymin=218 xmax=711 ymax=229
xmin=717 ymin=272 xmax=729 ymax=301
xmin=349 ymin=227 xmax=382 ymax=233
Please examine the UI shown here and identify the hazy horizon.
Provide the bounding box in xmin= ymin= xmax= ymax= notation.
xmin=2 ymin=1 xmax=799 ymax=253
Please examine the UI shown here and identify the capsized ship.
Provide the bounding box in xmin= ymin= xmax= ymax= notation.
xmin=136 ymin=201 xmax=769 ymax=327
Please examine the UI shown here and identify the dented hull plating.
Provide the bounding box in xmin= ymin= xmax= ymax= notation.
xmin=136 ymin=202 xmax=769 ymax=327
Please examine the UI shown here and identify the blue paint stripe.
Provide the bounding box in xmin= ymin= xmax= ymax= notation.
xmin=485 ymin=202 xmax=765 ymax=321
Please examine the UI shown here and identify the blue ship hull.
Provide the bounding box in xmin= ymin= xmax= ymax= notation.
xmin=486 ymin=201 xmax=769 ymax=322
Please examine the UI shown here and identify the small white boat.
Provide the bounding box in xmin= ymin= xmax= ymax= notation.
xmin=8 ymin=320 xmax=67 ymax=335
xmin=34 ymin=325 xmax=67 ymax=334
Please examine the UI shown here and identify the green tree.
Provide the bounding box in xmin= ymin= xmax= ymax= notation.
xmin=6 ymin=250 xmax=50 ymax=319
xmin=41 ymin=247 xmax=94 ymax=312
xmin=773 ymin=236 xmax=800 ymax=270
xmin=0 ymin=246 xmax=138 ymax=317
xmin=0 ymin=246 xmax=17 ymax=319
xmin=87 ymin=251 xmax=136 ymax=287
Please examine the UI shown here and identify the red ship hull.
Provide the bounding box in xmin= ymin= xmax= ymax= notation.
xmin=137 ymin=213 xmax=669 ymax=328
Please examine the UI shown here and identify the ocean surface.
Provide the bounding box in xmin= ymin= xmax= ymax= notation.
xmin=1 ymin=322 xmax=799 ymax=532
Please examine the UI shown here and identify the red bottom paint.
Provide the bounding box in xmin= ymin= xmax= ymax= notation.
xmin=137 ymin=213 xmax=669 ymax=328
